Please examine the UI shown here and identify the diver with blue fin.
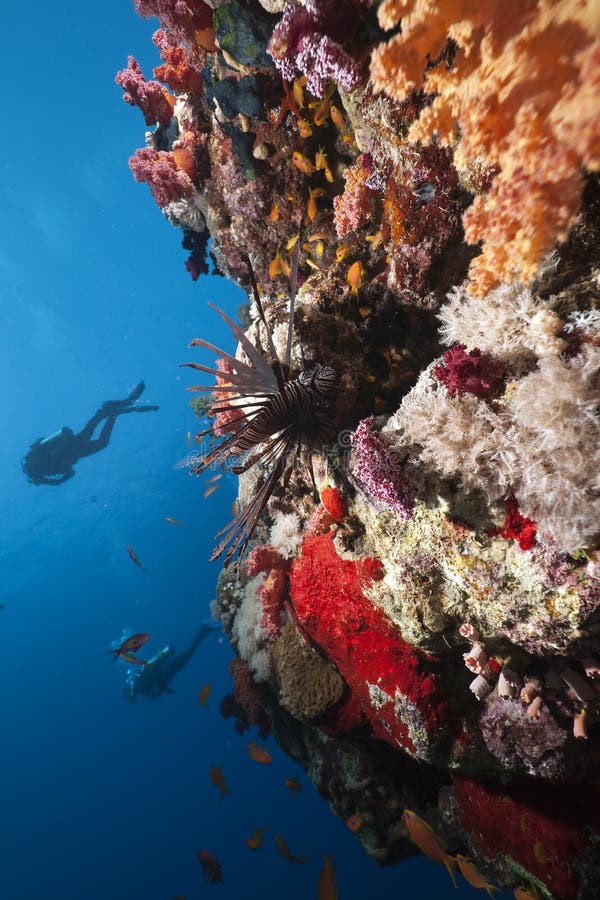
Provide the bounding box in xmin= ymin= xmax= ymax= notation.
xmin=21 ymin=381 xmax=159 ymax=485
xmin=124 ymin=623 xmax=218 ymax=702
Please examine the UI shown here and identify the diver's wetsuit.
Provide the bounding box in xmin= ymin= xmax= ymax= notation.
xmin=22 ymin=382 xmax=159 ymax=485
xmin=124 ymin=624 xmax=217 ymax=702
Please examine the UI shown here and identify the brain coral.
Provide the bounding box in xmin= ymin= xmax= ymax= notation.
xmin=271 ymin=622 xmax=345 ymax=721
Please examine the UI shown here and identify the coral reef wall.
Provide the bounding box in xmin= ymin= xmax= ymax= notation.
xmin=119 ymin=2 xmax=600 ymax=897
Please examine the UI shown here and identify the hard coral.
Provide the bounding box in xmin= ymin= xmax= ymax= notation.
xmin=290 ymin=533 xmax=448 ymax=759
xmin=272 ymin=622 xmax=345 ymax=721
xmin=371 ymin=0 xmax=600 ymax=293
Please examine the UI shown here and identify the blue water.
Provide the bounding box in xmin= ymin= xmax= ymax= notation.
xmin=0 ymin=2 xmax=506 ymax=898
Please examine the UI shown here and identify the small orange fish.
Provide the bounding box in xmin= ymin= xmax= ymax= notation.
xmin=345 ymin=812 xmax=364 ymax=832
xmin=269 ymin=251 xmax=284 ymax=278
xmin=125 ymin=544 xmax=147 ymax=572
xmin=403 ymin=809 xmax=457 ymax=887
xmin=292 ymin=76 xmax=305 ymax=109
xmin=335 ymin=244 xmax=351 ymax=262
xmin=119 ymin=651 xmax=151 ymax=667
xmin=205 ymin=473 xmax=223 ymax=484
xmin=203 ymin=484 xmax=219 ymax=499
xmin=286 ymin=233 xmax=300 ymax=250
xmin=209 ymin=765 xmax=231 ymax=799
xmin=346 ymin=260 xmax=364 ymax=299
xmin=456 ymin=855 xmax=499 ymax=897
xmin=247 ymin=741 xmax=272 ymax=764
xmin=292 ymin=150 xmax=316 ymax=175
xmin=244 ymin=826 xmax=266 ymax=850
xmin=318 ymin=856 xmax=337 ymax=900
xmin=514 ymin=886 xmax=540 ymax=900
xmin=306 ymin=187 xmax=327 ymax=222
xmin=305 ymin=258 xmax=320 ymax=271
xmin=533 ymin=839 xmax=551 ymax=865
xmin=297 ymin=118 xmax=313 ymax=138
xmin=197 ymin=850 xmax=224 ymax=884
xmin=365 ymin=230 xmax=383 ymax=249
xmin=313 ymin=97 xmax=331 ymax=127
xmin=274 ymin=833 xmax=306 ymax=864
xmin=268 ymin=202 xmax=280 ymax=222
xmin=197 ymin=684 xmax=211 ymax=706
xmin=315 ymin=148 xmax=334 ymax=183
xmin=232 ymin=499 xmax=240 ymax=517
xmin=164 ymin=516 xmax=184 ymax=526
xmin=284 ymin=777 xmax=302 ymax=796
xmin=330 ymin=104 xmax=345 ymax=131
xmin=279 ymin=254 xmax=291 ymax=277
xmin=105 ymin=632 xmax=151 ymax=664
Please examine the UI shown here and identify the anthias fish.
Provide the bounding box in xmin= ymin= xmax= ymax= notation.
xmin=284 ymin=777 xmax=302 ymax=796
xmin=456 ymin=854 xmax=500 ymax=896
xmin=244 ymin=827 xmax=266 ymax=850
xmin=197 ymin=684 xmax=211 ymax=706
xmin=209 ymin=765 xmax=231 ymax=799
xmin=274 ymin=833 xmax=306 ymax=864
xmin=318 ymin=856 xmax=337 ymax=900
xmin=125 ymin=544 xmax=147 ymax=571
xmin=247 ymin=741 xmax=272 ymax=764
xmin=197 ymin=850 xmax=224 ymax=884
xmin=105 ymin=633 xmax=151 ymax=664
xmin=403 ymin=809 xmax=457 ymax=887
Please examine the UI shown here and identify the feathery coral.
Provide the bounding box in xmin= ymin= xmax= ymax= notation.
xmin=371 ymin=0 xmax=600 ymax=292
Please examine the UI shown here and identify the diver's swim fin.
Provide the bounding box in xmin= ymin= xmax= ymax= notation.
xmin=101 ymin=382 xmax=146 ymax=414
xmin=127 ymin=381 xmax=145 ymax=403
xmin=115 ymin=404 xmax=159 ymax=415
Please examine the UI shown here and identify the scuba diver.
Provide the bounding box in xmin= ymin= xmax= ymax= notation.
xmin=123 ymin=623 xmax=218 ymax=702
xmin=21 ymin=382 xmax=159 ymax=485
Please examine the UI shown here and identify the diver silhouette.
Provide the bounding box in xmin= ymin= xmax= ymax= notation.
xmin=21 ymin=381 xmax=159 ymax=485
xmin=123 ymin=623 xmax=217 ymax=702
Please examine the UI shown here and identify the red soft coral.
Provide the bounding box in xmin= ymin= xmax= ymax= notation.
xmin=433 ymin=343 xmax=505 ymax=398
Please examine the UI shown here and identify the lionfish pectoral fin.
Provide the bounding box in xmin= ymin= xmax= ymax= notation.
xmin=207 ymin=303 xmax=279 ymax=392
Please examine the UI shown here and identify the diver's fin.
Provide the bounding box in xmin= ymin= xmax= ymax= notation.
xmin=115 ymin=404 xmax=159 ymax=414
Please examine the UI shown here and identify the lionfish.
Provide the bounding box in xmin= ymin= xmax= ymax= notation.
xmin=182 ymin=253 xmax=337 ymax=565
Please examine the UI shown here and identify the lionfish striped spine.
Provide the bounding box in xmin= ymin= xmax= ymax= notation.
xmin=182 ymin=256 xmax=337 ymax=565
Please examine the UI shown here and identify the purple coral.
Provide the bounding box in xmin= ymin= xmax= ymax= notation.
xmin=115 ymin=56 xmax=174 ymax=126
xmin=433 ymin=344 xmax=505 ymax=398
xmin=350 ymin=416 xmax=414 ymax=517
xmin=134 ymin=0 xmax=213 ymax=45
xmin=268 ymin=0 xmax=367 ymax=98
xmin=129 ymin=147 xmax=195 ymax=208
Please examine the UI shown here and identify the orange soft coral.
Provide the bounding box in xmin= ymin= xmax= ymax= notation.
xmin=370 ymin=0 xmax=600 ymax=293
